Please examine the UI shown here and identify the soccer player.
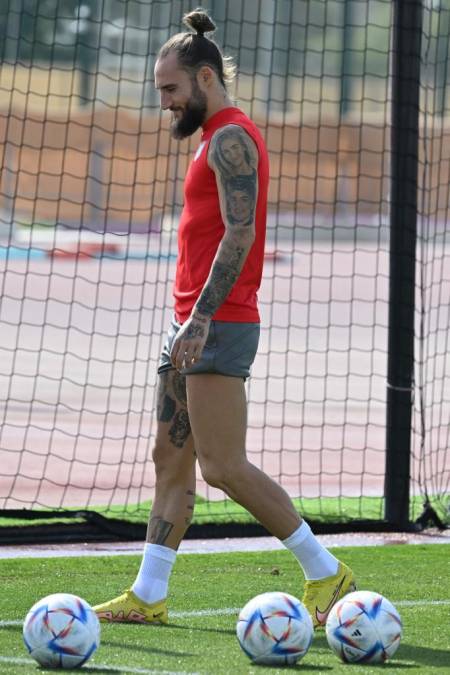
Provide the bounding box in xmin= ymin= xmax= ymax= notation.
xmin=93 ymin=8 xmax=355 ymax=630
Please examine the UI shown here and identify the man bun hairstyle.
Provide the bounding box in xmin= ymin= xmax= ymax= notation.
xmin=183 ymin=9 xmax=216 ymax=37
xmin=157 ymin=7 xmax=236 ymax=88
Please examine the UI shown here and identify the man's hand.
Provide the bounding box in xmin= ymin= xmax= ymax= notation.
xmin=170 ymin=312 xmax=211 ymax=371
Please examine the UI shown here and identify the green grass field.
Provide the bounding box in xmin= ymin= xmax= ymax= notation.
xmin=2 ymin=495 xmax=447 ymax=529
xmin=1 ymin=545 xmax=449 ymax=674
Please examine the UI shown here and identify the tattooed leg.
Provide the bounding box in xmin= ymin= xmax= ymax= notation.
xmin=172 ymin=370 xmax=187 ymax=406
xmin=169 ymin=409 xmax=191 ymax=448
xmin=147 ymin=369 xmax=196 ymax=549
xmin=147 ymin=516 xmax=174 ymax=545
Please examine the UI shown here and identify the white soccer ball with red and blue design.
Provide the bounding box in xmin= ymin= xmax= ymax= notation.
xmin=326 ymin=590 xmax=402 ymax=664
xmin=23 ymin=593 xmax=100 ymax=669
xmin=236 ymin=591 xmax=313 ymax=665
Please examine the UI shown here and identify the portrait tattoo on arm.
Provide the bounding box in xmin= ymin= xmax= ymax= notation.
xmin=195 ymin=126 xmax=259 ymax=318
xmin=213 ymin=126 xmax=258 ymax=226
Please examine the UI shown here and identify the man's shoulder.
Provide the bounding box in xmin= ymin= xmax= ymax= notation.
xmin=212 ymin=116 xmax=264 ymax=146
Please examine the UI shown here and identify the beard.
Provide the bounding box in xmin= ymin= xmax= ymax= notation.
xmin=170 ymin=81 xmax=207 ymax=139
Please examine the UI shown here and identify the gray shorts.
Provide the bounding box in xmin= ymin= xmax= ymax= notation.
xmin=158 ymin=315 xmax=260 ymax=379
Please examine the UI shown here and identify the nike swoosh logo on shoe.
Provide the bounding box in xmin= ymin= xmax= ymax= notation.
xmin=149 ymin=611 xmax=165 ymax=621
xmin=315 ymin=576 xmax=346 ymax=625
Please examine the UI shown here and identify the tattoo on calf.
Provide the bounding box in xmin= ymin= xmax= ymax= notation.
xmin=169 ymin=409 xmax=191 ymax=447
xmin=148 ymin=517 xmax=174 ymax=545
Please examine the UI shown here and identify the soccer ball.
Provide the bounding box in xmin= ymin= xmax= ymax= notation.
xmin=236 ymin=591 xmax=313 ymax=665
xmin=326 ymin=590 xmax=402 ymax=664
xmin=23 ymin=593 xmax=100 ymax=669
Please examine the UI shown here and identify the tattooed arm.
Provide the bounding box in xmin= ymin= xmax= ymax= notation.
xmin=195 ymin=125 xmax=258 ymax=312
xmin=170 ymin=124 xmax=259 ymax=371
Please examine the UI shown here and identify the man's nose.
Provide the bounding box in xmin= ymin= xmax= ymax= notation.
xmin=160 ymin=92 xmax=172 ymax=110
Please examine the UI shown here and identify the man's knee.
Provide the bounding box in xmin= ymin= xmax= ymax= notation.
xmin=152 ymin=439 xmax=194 ymax=479
xmin=199 ymin=461 xmax=222 ymax=489
xmin=199 ymin=456 xmax=245 ymax=490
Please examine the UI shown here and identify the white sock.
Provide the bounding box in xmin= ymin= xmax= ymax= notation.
xmin=131 ymin=543 xmax=177 ymax=604
xmin=282 ymin=520 xmax=339 ymax=580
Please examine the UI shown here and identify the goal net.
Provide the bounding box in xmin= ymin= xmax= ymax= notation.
xmin=0 ymin=0 xmax=448 ymax=536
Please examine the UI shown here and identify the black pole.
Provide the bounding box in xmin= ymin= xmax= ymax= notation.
xmin=435 ymin=4 xmax=450 ymax=117
xmin=77 ymin=0 xmax=98 ymax=107
xmin=385 ymin=0 xmax=423 ymax=527
xmin=339 ymin=0 xmax=354 ymax=119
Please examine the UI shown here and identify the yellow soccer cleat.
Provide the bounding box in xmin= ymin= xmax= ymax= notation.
xmin=93 ymin=589 xmax=168 ymax=625
xmin=302 ymin=562 xmax=356 ymax=630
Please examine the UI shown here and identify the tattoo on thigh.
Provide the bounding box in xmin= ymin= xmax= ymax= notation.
xmin=172 ymin=371 xmax=187 ymax=407
xmin=157 ymin=394 xmax=176 ymax=422
xmin=169 ymin=409 xmax=191 ymax=448
xmin=148 ymin=517 xmax=174 ymax=545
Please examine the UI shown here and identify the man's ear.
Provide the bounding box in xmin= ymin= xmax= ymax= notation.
xmin=197 ymin=65 xmax=215 ymax=90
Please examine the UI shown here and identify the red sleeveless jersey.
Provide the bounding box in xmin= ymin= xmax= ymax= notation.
xmin=174 ymin=107 xmax=269 ymax=323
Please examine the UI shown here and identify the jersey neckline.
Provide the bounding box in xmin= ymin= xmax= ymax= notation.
xmin=201 ymin=106 xmax=242 ymax=135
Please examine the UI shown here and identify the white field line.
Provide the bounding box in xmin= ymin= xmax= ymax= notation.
xmin=0 ymin=656 xmax=197 ymax=674
xmin=1 ymin=598 xmax=449 ymax=630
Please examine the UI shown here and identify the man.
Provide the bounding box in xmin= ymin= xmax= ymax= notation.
xmin=93 ymin=9 xmax=355 ymax=630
